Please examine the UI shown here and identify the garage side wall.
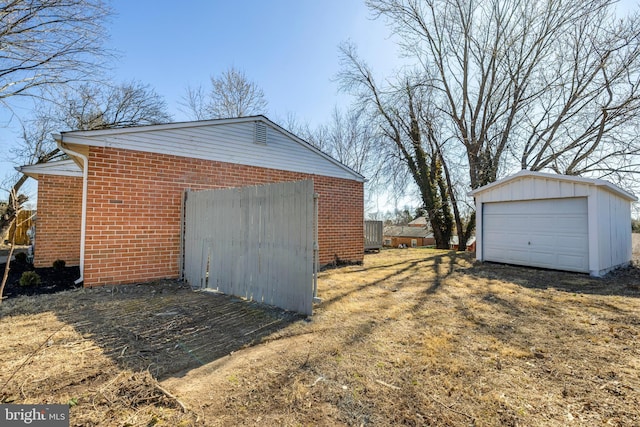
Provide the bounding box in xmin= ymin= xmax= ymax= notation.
xmin=82 ymin=146 xmax=364 ymax=287
xmin=34 ymin=175 xmax=82 ymax=267
xmin=596 ymin=189 xmax=632 ymax=274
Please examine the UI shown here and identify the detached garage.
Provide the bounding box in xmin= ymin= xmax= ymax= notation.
xmin=471 ymin=171 xmax=637 ymax=276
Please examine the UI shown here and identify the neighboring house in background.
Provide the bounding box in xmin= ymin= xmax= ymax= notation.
xmin=450 ymin=236 xmax=476 ymax=252
xmin=18 ymin=116 xmax=365 ymax=287
xmin=383 ymin=225 xmax=435 ymax=248
xmin=408 ymin=216 xmax=476 ymax=251
xmin=408 ymin=216 xmax=428 ymax=228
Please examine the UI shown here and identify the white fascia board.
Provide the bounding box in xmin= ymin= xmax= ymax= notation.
xmin=16 ymin=159 xmax=83 ymax=179
xmin=59 ymin=115 xmax=268 ymax=138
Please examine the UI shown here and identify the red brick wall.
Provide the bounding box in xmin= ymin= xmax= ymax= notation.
xmin=80 ymin=146 xmax=363 ymax=286
xmin=34 ymin=175 xmax=82 ymax=267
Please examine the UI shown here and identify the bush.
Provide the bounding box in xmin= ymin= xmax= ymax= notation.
xmin=19 ymin=271 xmax=41 ymax=287
xmin=53 ymin=259 xmax=66 ymax=270
xmin=14 ymin=252 xmax=28 ymax=263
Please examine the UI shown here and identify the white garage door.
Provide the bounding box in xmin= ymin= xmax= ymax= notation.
xmin=482 ymin=198 xmax=589 ymax=272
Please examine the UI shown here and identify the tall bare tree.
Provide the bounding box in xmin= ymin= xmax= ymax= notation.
xmin=299 ymin=107 xmax=384 ymax=177
xmin=11 ymin=81 xmax=171 ymax=171
xmin=367 ymin=0 xmax=640 ymax=189
xmin=339 ymin=44 xmax=455 ymax=248
xmin=342 ymin=0 xmax=640 ymax=250
xmin=60 ymin=81 xmax=172 ymax=130
xmin=180 ymin=66 xmax=268 ymax=119
xmin=0 ymin=0 xmax=111 ymax=105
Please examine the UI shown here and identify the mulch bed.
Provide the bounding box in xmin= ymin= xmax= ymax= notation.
xmin=0 ymin=258 xmax=81 ymax=299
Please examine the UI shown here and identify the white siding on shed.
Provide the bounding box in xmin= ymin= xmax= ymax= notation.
xmin=472 ymin=171 xmax=637 ymax=277
xmin=595 ymin=190 xmax=633 ymax=270
xmin=474 ymin=176 xmax=593 ymax=202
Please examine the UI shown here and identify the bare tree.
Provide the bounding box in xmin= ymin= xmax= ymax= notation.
xmin=60 ymin=81 xmax=172 ymax=130
xmin=0 ymin=189 xmax=21 ymax=303
xmin=366 ymin=0 xmax=640 ymax=189
xmin=285 ymin=107 xmax=391 ymax=215
xmin=1 ymin=81 xmax=172 ymax=235
xmin=10 ymin=80 xmax=171 ymax=170
xmin=339 ymin=44 xmax=454 ymax=248
xmin=0 ymin=0 xmax=111 ymax=105
xmin=341 ymin=0 xmax=640 ymax=249
xmin=181 ymin=85 xmax=210 ymax=121
xmin=180 ymin=66 xmax=268 ymax=119
xmin=324 ymin=107 xmax=383 ymax=176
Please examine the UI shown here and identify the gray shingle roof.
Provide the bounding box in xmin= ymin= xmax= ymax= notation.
xmin=383 ymin=226 xmax=433 ymax=238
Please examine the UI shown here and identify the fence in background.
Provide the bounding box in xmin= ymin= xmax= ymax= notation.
xmin=7 ymin=210 xmax=35 ymax=245
xmin=364 ymin=220 xmax=383 ymax=251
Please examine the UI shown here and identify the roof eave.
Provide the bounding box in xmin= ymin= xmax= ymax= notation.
xmin=56 ymin=115 xmax=366 ymax=183
xmin=15 ymin=159 xmax=83 ymax=179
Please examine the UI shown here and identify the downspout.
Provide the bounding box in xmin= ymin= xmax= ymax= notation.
xmin=55 ymin=135 xmax=87 ymax=285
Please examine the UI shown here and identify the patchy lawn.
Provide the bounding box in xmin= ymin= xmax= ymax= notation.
xmin=1 ymin=249 xmax=639 ymax=426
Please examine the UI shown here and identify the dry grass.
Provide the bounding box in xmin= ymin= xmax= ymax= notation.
xmin=2 ymin=249 xmax=640 ymax=426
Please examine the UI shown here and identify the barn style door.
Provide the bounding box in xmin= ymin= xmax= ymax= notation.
xmin=182 ymin=180 xmax=316 ymax=315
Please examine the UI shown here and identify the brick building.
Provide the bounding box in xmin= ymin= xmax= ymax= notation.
xmin=19 ymin=116 xmax=365 ymax=287
xmin=383 ymin=225 xmax=435 ymax=248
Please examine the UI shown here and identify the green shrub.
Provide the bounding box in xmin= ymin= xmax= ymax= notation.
xmin=19 ymin=271 xmax=41 ymax=287
xmin=14 ymin=252 xmax=27 ymax=263
xmin=53 ymin=259 xmax=66 ymax=270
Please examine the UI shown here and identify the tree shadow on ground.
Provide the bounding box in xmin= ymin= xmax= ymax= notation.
xmin=461 ymin=259 xmax=640 ymax=298
xmin=321 ymin=252 xmax=457 ymax=310
xmin=323 ymin=251 xmax=459 ymax=351
xmin=423 ymin=254 xmax=457 ymax=295
xmin=43 ymin=280 xmax=303 ymax=380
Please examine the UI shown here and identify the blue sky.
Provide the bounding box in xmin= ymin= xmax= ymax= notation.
xmin=107 ymin=0 xmax=400 ymax=123
xmin=0 ymin=0 xmax=402 ymax=201
xmin=2 ymin=0 xmax=638 ymax=211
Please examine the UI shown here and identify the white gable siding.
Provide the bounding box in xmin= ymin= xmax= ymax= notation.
xmin=476 ymin=176 xmax=593 ymax=203
xmin=60 ymin=120 xmax=363 ymax=182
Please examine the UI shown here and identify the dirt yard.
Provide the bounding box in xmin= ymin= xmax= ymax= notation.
xmin=1 ymin=248 xmax=639 ymax=426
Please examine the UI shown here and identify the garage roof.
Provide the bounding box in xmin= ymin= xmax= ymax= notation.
xmin=470 ymin=170 xmax=637 ymax=201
